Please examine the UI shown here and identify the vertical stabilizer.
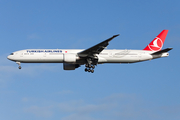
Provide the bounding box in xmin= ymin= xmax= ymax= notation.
xmin=143 ymin=30 xmax=168 ymax=51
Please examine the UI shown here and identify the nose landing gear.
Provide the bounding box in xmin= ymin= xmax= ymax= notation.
xmin=16 ymin=62 xmax=22 ymax=69
xmin=18 ymin=66 xmax=22 ymax=69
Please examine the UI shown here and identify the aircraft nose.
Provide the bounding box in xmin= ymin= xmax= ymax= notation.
xmin=7 ymin=55 xmax=11 ymax=60
xmin=7 ymin=55 xmax=13 ymax=60
xmin=7 ymin=53 xmax=15 ymax=61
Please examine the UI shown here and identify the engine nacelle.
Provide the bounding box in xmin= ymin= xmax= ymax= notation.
xmin=63 ymin=53 xmax=76 ymax=63
xmin=63 ymin=63 xmax=80 ymax=70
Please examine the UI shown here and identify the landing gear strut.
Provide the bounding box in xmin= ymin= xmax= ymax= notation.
xmin=16 ymin=62 xmax=22 ymax=69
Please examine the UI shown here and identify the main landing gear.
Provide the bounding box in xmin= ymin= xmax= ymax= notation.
xmin=85 ymin=64 xmax=95 ymax=73
xmin=84 ymin=57 xmax=97 ymax=73
xmin=16 ymin=62 xmax=22 ymax=69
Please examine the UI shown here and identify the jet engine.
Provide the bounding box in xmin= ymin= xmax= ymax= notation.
xmin=63 ymin=63 xmax=80 ymax=70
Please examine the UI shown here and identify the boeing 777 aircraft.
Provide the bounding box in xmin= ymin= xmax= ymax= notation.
xmin=7 ymin=30 xmax=172 ymax=73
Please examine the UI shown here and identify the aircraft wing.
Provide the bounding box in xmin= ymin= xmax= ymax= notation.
xmin=78 ymin=34 xmax=119 ymax=57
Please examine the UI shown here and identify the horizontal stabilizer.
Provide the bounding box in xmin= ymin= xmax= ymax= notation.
xmin=151 ymin=48 xmax=173 ymax=55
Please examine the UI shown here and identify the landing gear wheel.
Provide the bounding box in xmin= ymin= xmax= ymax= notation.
xmin=18 ymin=66 xmax=22 ymax=69
xmin=16 ymin=62 xmax=21 ymax=70
xmin=88 ymin=64 xmax=91 ymax=68
xmin=91 ymin=65 xmax=95 ymax=69
xmin=91 ymin=69 xmax=94 ymax=73
xmin=85 ymin=57 xmax=98 ymax=73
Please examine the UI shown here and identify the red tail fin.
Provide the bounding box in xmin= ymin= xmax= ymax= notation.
xmin=143 ymin=30 xmax=168 ymax=51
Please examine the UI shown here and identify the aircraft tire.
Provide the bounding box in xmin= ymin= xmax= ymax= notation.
xmin=85 ymin=68 xmax=88 ymax=72
xmin=92 ymin=65 xmax=95 ymax=69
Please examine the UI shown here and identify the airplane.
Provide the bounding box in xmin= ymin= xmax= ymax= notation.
xmin=7 ymin=30 xmax=172 ymax=73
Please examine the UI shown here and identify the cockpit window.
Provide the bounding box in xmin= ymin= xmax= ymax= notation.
xmin=10 ymin=53 xmax=14 ymax=55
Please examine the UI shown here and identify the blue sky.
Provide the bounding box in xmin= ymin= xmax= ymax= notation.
xmin=0 ymin=0 xmax=180 ymax=120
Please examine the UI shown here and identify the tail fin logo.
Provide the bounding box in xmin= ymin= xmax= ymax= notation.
xmin=148 ymin=37 xmax=163 ymax=51
xmin=143 ymin=30 xmax=168 ymax=51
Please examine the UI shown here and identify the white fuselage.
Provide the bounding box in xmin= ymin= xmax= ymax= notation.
xmin=7 ymin=49 xmax=168 ymax=64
